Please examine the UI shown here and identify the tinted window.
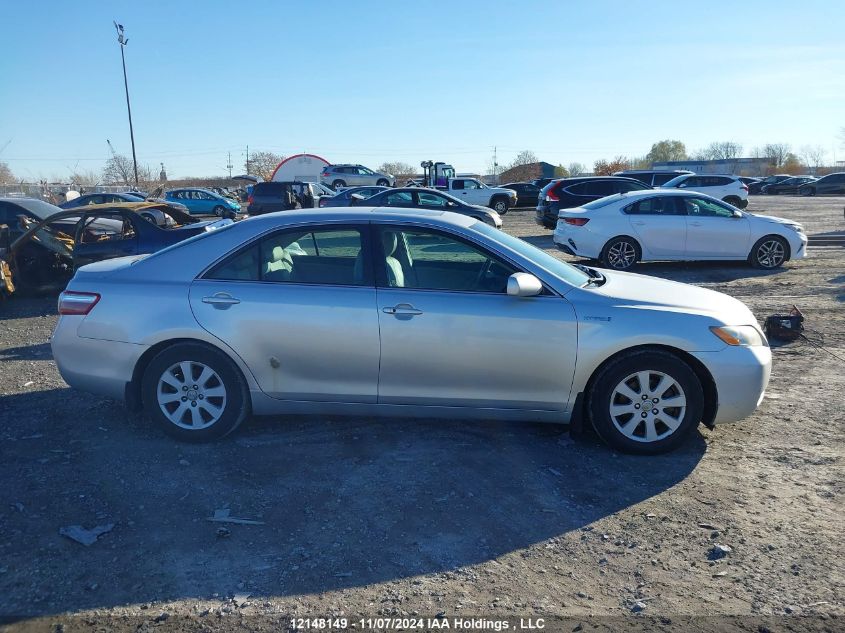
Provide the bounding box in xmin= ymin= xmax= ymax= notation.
xmin=385 ymin=192 xmax=414 ymax=206
xmin=615 ymin=181 xmax=648 ymax=193
xmin=683 ymin=197 xmax=735 ymax=218
xmin=581 ymin=181 xmax=614 ymax=196
xmin=451 ymin=180 xmax=465 ymax=190
xmin=376 ymin=227 xmax=516 ymax=293
xmin=416 ymin=192 xmax=451 ymax=208
xmin=652 ymin=173 xmax=679 ymax=186
xmin=625 ymin=174 xmax=653 ymax=186
xmin=625 ymin=197 xmax=683 ymax=215
xmin=206 ymin=227 xmax=367 ymax=285
xmin=3 ymin=198 xmax=63 ymax=220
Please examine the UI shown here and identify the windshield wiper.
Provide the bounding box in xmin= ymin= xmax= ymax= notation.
xmin=575 ymin=264 xmax=606 ymax=287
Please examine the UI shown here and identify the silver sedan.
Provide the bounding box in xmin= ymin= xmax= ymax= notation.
xmin=51 ymin=208 xmax=772 ymax=454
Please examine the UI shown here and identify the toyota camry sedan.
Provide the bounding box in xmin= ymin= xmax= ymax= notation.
xmin=553 ymin=190 xmax=807 ymax=270
xmin=51 ymin=208 xmax=772 ymax=454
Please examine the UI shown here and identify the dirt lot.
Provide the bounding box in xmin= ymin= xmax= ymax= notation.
xmin=0 ymin=196 xmax=843 ymax=632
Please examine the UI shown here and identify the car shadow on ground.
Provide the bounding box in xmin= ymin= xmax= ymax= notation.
xmin=0 ymin=295 xmax=57 ymax=321
xmin=0 ymin=342 xmax=52 ymax=361
xmin=0 ymin=388 xmax=706 ymax=619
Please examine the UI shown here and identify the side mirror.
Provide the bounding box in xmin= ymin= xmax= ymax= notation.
xmin=507 ymin=272 xmax=543 ymax=297
xmin=732 ymin=210 xmax=743 ymax=218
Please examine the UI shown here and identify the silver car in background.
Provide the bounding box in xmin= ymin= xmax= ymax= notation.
xmin=51 ymin=208 xmax=772 ymax=454
xmin=321 ymin=164 xmax=395 ymax=190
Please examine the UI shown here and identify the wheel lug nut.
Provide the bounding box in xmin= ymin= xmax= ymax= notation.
xmin=181 ymin=396 xmax=187 ymax=402
xmin=634 ymin=403 xmax=640 ymax=409
xmin=642 ymin=395 xmax=648 ymax=400
xmin=641 ymin=412 xmax=647 ymax=418
xmin=182 ymin=386 xmax=188 ymax=391
xmin=652 ymin=398 xmax=659 ymax=403
xmin=191 ymin=401 xmax=197 ymax=407
xmin=193 ymin=385 xmax=198 ymax=390
xmin=652 ymin=408 xmax=658 ymax=414
xmin=198 ymin=394 xmax=204 ymax=400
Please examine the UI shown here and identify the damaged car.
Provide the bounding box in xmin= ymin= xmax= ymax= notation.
xmin=0 ymin=202 xmax=232 ymax=294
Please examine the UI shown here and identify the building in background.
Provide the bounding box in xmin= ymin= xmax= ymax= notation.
xmin=496 ymin=161 xmax=557 ymax=184
xmin=652 ymin=157 xmax=771 ymax=176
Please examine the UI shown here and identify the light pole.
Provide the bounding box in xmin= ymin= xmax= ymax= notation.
xmin=114 ymin=21 xmax=139 ymax=186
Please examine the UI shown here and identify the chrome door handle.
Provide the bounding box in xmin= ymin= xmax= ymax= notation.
xmin=383 ymin=304 xmax=423 ymax=316
xmin=202 ymin=292 xmax=240 ymax=307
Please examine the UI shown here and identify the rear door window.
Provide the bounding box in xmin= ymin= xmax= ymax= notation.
xmin=625 ymin=197 xmax=683 ymax=215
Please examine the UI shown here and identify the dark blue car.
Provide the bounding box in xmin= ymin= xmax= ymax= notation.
xmin=318 ymin=185 xmax=389 ymax=208
xmin=59 ymin=192 xmax=145 ymax=209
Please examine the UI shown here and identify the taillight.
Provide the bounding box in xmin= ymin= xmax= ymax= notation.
xmin=58 ymin=291 xmax=100 ymax=316
xmin=563 ymin=217 xmax=590 ymax=226
xmin=741 ymin=184 xmax=749 ymax=191
xmin=545 ymin=186 xmax=560 ymax=202
xmin=247 ymin=194 xmax=254 ymax=205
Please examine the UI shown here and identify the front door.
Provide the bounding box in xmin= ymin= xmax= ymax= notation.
xmin=682 ymin=196 xmax=751 ymax=258
xmin=373 ymin=224 xmax=578 ymax=410
xmin=73 ymin=212 xmax=139 ymax=268
xmin=189 ymin=224 xmax=381 ymax=402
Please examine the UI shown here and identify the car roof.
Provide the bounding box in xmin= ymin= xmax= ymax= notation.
xmin=240 ymin=206 xmax=477 ymax=228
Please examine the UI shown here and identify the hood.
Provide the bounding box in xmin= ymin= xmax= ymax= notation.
xmin=589 ymin=269 xmax=757 ymax=324
xmin=746 ymin=212 xmax=801 ymax=228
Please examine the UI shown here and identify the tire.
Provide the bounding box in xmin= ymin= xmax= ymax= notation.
xmin=738 ymin=199 xmax=748 ymax=209
xmin=141 ymin=343 xmax=250 ymax=442
xmin=332 ymin=180 xmax=346 ymax=191
xmin=600 ymin=237 xmax=640 ymax=270
xmin=800 ymin=187 xmax=815 ymax=197
xmin=749 ymin=235 xmax=788 ymax=269
xmin=587 ymin=350 xmax=704 ymax=455
xmin=212 ymin=205 xmax=225 ymax=217
xmin=376 ymin=179 xmax=389 ymax=187
xmin=491 ymin=197 xmax=509 ymax=214
xmin=723 ymin=196 xmax=742 ymax=207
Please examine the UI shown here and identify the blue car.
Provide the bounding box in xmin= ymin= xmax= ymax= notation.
xmin=59 ymin=192 xmax=145 ymax=209
xmin=165 ymin=188 xmax=241 ymax=216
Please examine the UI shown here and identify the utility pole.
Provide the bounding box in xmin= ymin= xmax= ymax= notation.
xmin=245 ymin=145 xmax=250 ymax=175
xmin=114 ymin=21 xmax=139 ymax=186
xmin=492 ymin=146 xmax=499 ymax=184
xmin=226 ymin=151 xmax=233 ymax=178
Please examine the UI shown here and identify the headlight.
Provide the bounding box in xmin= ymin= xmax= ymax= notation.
xmin=710 ymin=325 xmax=767 ymax=347
xmin=786 ymin=224 xmax=804 ymax=233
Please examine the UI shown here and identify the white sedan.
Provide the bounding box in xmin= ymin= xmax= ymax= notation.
xmin=552 ymin=190 xmax=807 ymax=270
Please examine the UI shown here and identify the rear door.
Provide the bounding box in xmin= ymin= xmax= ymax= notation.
xmin=626 ymin=196 xmax=687 ymax=257
xmin=682 ymin=196 xmax=751 ymax=258
xmin=189 ymin=223 xmax=380 ymax=402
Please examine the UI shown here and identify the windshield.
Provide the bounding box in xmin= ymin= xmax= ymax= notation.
xmin=471 ymin=222 xmax=591 ymax=288
xmin=8 ymin=198 xmax=64 ymax=220
xmin=661 ymin=175 xmax=687 ymax=188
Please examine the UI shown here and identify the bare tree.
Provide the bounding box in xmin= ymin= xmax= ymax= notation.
xmin=757 ymin=143 xmax=791 ymax=167
xmin=800 ymin=145 xmax=826 ymax=174
xmin=377 ymin=162 xmax=416 ymax=182
xmin=102 ymin=154 xmax=136 ymax=185
xmin=645 ymin=140 xmax=687 ymax=164
xmin=0 ymin=161 xmax=14 ymax=185
xmin=509 ymin=150 xmax=538 ymax=168
xmin=245 ymin=151 xmax=284 ymax=182
xmin=567 ymin=162 xmax=586 ymax=177
xmin=693 ymin=141 xmax=743 ymax=161
xmin=69 ymin=169 xmax=101 ymax=187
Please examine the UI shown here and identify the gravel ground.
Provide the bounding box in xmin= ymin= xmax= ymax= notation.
xmin=0 ymin=195 xmax=842 ymax=632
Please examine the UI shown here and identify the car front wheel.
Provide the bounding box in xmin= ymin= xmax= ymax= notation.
xmin=601 ymin=237 xmax=640 ymax=270
xmin=332 ymin=180 xmax=346 ymax=190
xmin=376 ymin=179 xmax=389 ymax=187
xmin=750 ymin=235 xmax=788 ymax=269
xmin=141 ymin=343 xmax=250 ymax=441
xmin=212 ymin=205 xmax=225 ymax=216
xmin=491 ymin=197 xmax=509 ymax=214
xmin=800 ymin=187 xmax=815 ymax=196
xmin=587 ymin=351 xmax=704 ymax=454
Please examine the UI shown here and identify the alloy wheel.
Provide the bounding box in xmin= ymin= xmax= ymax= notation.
xmin=756 ymin=239 xmax=785 ymax=268
xmin=606 ymin=241 xmax=637 ymax=269
xmin=609 ymin=370 xmax=687 ymax=443
xmin=157 ymin=361 xmax=227 ymax=430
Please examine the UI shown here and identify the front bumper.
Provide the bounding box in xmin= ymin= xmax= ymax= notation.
xmin=51 ymin=316 xmax=146 ymax=402
xmin=691 ymin=344 xmax=772 ymax=424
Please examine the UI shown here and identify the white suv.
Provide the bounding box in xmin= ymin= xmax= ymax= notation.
xmin=660 ymin=174 xmax=748 ymax=208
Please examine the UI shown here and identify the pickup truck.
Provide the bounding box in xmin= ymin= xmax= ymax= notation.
xmin=436 ymin=178 xmax=517 ymax=214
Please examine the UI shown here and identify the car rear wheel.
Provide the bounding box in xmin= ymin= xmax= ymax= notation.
xmin=723 ymin=196 xmax=742 ymax=207
xmin=750 ymin=235 xmax=788 ymax=269
xmin=332 ymin=180 xmax=346 ymax=191
xmin=212 ymin=205 xmax=225 ymax=217
xmin=376 ymin=179 xmax=389 ymax=187
xmin=142 ymin=343 xmax=250 ymax=442
xmin=601 ymin=237 xmax=640 ymax=270
xmin=587 ymin=351 xmax=703 ymax=454
xmin=800 ymin=187 xmax=815 ymax=196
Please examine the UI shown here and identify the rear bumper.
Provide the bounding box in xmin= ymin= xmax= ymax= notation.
xmin=690 ymin=345 xmax=772 ymax=424
xmin=535 ymin=208 xmax=557 ymax=228
xmin=51 ymin=316 xmax=145 ymax=402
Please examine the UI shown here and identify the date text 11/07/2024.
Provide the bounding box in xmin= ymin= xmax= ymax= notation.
xmin=292 ymin=617 xmax=546 ymax=630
